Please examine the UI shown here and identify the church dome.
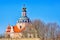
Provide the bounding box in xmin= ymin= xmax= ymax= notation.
xmin=17 ymin=5 xmax=31 ymax=23
xmin=18 ymin=16 xmax=30 ymax=23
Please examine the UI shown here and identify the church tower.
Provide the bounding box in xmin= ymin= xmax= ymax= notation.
xmin=5 ymin=5 xmax=37 ymax=38
xmin=16 ymin=5 xmax=30 ymax=32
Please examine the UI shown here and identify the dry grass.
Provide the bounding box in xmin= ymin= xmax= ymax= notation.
xmin=0 ymin=38 xmax=40 ymax=40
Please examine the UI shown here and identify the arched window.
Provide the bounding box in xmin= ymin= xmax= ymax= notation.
xmin=25 ymin=20 xmax=27 ymax=22
xmin=20 ymin=26 xmax=22 ymax=29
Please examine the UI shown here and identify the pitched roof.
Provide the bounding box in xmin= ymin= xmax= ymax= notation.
xmin=13 ymin=25 xmax=25 ymax=33
xmin=6 ymin=25 xmax=26 ymax=33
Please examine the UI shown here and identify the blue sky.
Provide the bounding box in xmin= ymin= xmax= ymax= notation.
xmin=0 ymin=0 xmax=60 ymax=34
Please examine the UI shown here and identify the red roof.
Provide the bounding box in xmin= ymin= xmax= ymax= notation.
xmin=13 ymin=25 xmax=25 ymax=33
xmin=6 ymin=25 xmax=11 ymax=32
xmin=6 ymin=25 xmax=26 ymax=33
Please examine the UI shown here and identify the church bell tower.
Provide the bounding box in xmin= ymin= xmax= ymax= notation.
xmin=16 ymin=5 xmax=30 ymax=31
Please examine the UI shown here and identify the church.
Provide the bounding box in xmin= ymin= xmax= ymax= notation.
xmin=5 ymin=5 xmax=38 ymax=38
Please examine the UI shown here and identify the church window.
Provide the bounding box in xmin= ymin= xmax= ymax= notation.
xmin=22 ymin=20 xmax=24 ymax=22
xmin=25 ymin=20 xmax=27 ymax=22
xmin=20 ymin=26 xmax=22 ymax=29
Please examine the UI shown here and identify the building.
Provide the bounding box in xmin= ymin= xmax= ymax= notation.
xmin=5 ymin=5 xmax=38 ymax=38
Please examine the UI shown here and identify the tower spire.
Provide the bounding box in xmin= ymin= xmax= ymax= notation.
xmin=22 ymin=4 xmax=26 ymax=16
xmin=22 ymin=4 xmax=26 ymax=12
